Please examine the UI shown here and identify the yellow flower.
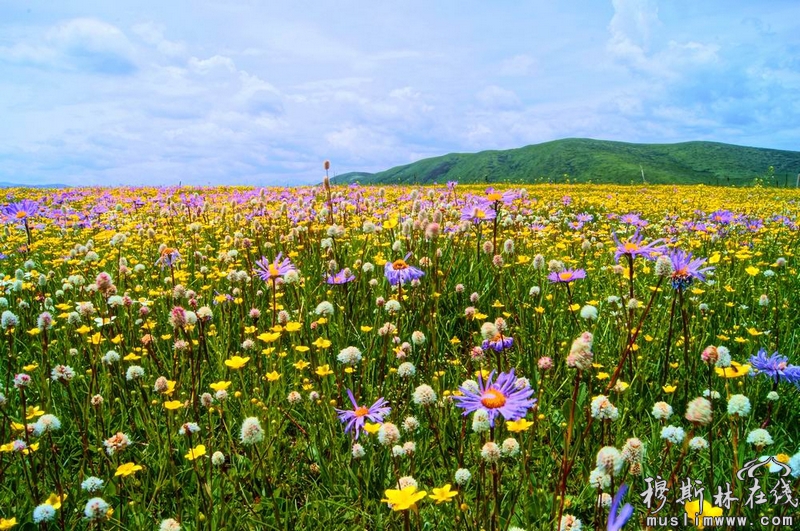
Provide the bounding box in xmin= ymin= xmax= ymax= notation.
xmin=715 ymin=361 xmax=751 ymax=379
xmin=662 ymin=385 xmax=677 ymax=394
xmin=293 ymin=360 xmax=310 ymax=370
xmin=75 ymin=325 xmax=91 ymax=335
xmin=44 ymin=493 xmax=67 ymax=509
xmin=163 ymin=400 xmax=183 ymax=410
xmin=210 ymin=381 xmax=231 ymax=391
xmin=293 ymin=345 xmax=310 ymax=353
xmin=312 ymin=337 xmax=332 ymax=349
xmin=224 ymin=356 xmax=250 ymax=369
xmin=364 ymin=422 xmax=381 ymax=435
xmin=266 ymin=371 xmax=281 ymax=382
xmin=685 ymin=499 xmax=723 ymax=529
xmin=26 ymin=406 xmax=45 ymax=419
xmin=430 ymin=484 xmax=458 ymax=504
xmin=0 ymin=517 xmax=17 ymax=530
xmin=115 ymin=462 xmax=143 ymax=477
xmin=381 ymin=485 xmax=427 ymax=511
xmin=90 ymin=332 xmax=103 ymax=345
xmin=285 ymin=322 xmax=302 ymax=332
xmin=505 ymin=418 xmax=534 ymax=433
xmin=745 ymin=266 xmax=759 ymax=276
xmin=360 ymin=326 xmax=373 ymax=332
xmin=257 ymin=332 xmax=281 ymax=343
xmin=315 ymin=364 xmax=334 ymax=377
xmin=474 ymin=369 xmax=490 ymax=380
xmin=185 ymin=444 xmax=206 ymax=461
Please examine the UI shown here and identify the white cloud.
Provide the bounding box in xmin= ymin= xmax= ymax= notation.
xmin=131 ymin=21 xmax=187 ymax=57
xmin=0 ymin=18 xmax=136 ymax=74
xmin=476 ymin=85 xmax=521 ymax=110
xmin=498 ymin=54 xmax=537 ymax=76
xmin=188 ymin=55 xmax=237 ymax=73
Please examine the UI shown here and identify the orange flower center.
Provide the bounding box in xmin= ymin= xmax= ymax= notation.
xmin=15 ymin=211 xmax=27 ymax=219
xmin=392 ymin=259 xmax=408 ymax=270
xmin=673 ymin=267 xmax=688 ymax=278
xmin=475 ymin=209 xmax=486 ymax=219
xmin=480 ymin=388 xmax=506 ymax=409
xmin=161 ymin=247 xmax=175 ymax=256
xmin=558 ymin=271 xmax=572 ymax=281
xmin=487 ymin=193 xmax=503 ymax=201
xmin=623 ymin=242 xmax=638 ymax=252
xmin=268 ymin=264 xmax=281 ymax=277
xmin=354 ymin=406 xmax=370 ymax=417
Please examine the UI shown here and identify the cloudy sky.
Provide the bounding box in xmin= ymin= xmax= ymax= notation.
xmin=1 ymin=0 xmax=798 ymax=186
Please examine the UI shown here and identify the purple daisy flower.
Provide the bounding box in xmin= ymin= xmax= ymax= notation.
xmin=326 ymin=268 xmax=356 ymax=286
xmin=620 ymin=213 xmax=649 ymax=227
xmin=709 ymin=209 xmax=735 ymax=224
xmin=612 ymin=230 xmax=666 ymax=262
xmin=460 ymin=201 xmax=497 ymax=223
xmin=607 ymin=484 xmax=634 ymax=531
xmin=749 ymin=349 xmax=800 ymax=385
xmin=3 ymin=199 xmax=40 ymax=223
xmin=547 ymin=269 xmax=586 ymax=284
xmin=334 ymin=389 xmax=391 ymax=440
xmin=452 ymin=369 xmax=535 ymax=426
xmin=255 ymin=253 xmax=296 ymax=282
xmin=327 ymin=268 xmax=355 ymax=285
xmin=667 ymin=249 xmax=713 ymax=290
xmin=482 ymin=334 xmax=513 ymax=352
xmin=384 ymin=253 xmax=424 ymax=286
xmin=156 ymin=247 xmax=181 ymax=268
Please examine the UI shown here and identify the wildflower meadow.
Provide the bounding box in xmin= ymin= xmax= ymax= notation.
xmin=1 ymin=182 xmax=799 ymax=530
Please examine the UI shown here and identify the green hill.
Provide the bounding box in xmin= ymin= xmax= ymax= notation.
xmin=332 ymin=138 xmax=800 ymax=186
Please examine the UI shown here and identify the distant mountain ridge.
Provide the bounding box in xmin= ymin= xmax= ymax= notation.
xmin=333 ymin=138 xmax=800 ymax=186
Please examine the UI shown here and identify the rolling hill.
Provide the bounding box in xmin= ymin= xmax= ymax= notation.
xmin=333 ymin=138 xmax=800 ymax=186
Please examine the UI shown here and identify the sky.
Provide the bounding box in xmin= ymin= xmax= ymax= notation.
xmin=1 ymin=0 xmax=799 ymax=186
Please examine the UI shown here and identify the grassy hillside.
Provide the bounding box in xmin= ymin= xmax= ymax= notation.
xmin=333 ymin=138 xmax=800 ymax=186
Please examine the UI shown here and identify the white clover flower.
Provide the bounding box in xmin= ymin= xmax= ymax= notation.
xmin=455 ymin=468 xmax=472 ymax=485
xmin=727 ymin=395 xmax=751 ymax=417
xmin=472 ymin=409 xmax=491 ymax=433
xmin=412 ymin=384 xmax=437 ymax=406
xmin=397 ymin=362 xmax=416 ymax=378
xmin=580 ymin=305 xmax=598 ymax=320
xmin=240 ymin=417 xmax=264 ymax=445
xmin=746 ymin=429 xmax=773 ymax=447
xmin=660 ymin=425 xmax=686 ymax=445
xmin=337 ymin=346 xmax=362 ymax=366
xmin=81 ymin=476 xmax=104 ymax=492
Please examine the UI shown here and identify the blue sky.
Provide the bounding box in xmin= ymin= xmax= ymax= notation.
xmin=1 ymin=0 xmax=798 ymax=186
